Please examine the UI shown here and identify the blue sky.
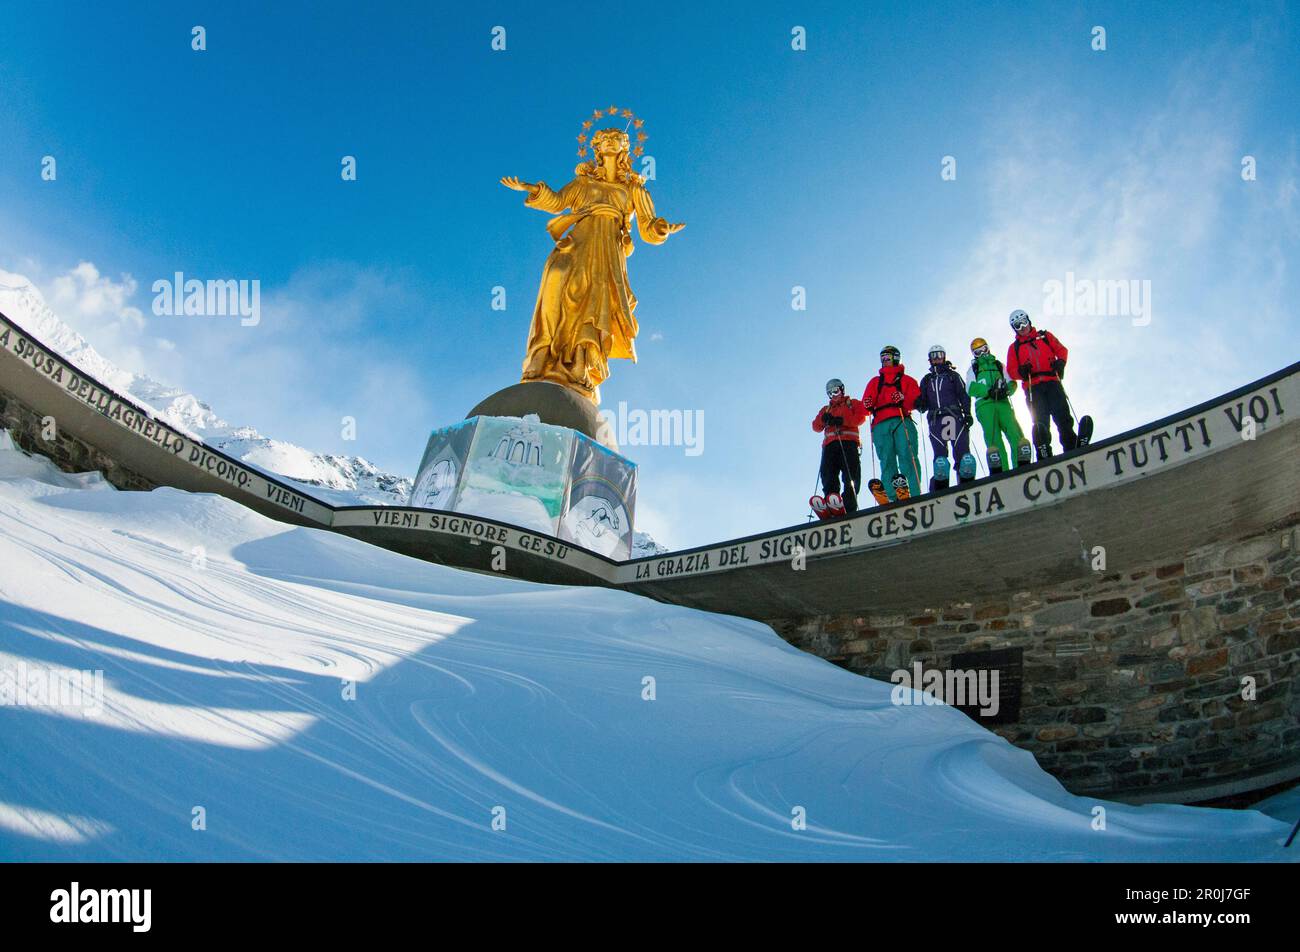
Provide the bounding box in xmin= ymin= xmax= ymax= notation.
xmin=2 ymin=1 xmax=1297 ymax=548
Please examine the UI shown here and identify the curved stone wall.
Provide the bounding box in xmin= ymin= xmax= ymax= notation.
xmin=771 ymin=524 xmax=1300 ymax=803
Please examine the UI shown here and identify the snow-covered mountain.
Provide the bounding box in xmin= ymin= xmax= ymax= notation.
xmin=0 ymin=436 xmax=1293 ymax=861
xmin=0 ymin=271 xmax=668 ymax=556
xmin=0 ymin=271 xmax=413 ymax=506
xmin=630 ymin=531 xmax=667 ymax=558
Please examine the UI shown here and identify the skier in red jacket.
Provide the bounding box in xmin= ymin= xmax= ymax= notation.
xmin=811 ymin=378 xmax=869 ymax=513
xmin=862 ymin=346 xmax=923 ymax=501
xmin=1005 ymin=309 xmax=1077 ymax=460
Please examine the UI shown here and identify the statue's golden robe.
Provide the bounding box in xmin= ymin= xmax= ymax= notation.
xmin=520 ymin=176 xmax=672 ymax=403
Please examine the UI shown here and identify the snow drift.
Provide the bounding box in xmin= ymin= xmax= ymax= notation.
xmin=0 ymin=435 xmax=1292 ymax=861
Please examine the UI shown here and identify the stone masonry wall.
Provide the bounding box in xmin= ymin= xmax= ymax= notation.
xmin=1 ymin=385 xmax=156 ymax=491
xmin=771 ymin=524 xmax=1300 ymax=800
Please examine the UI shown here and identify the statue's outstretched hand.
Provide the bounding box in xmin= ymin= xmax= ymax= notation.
xmin=500 ymin=176 xmax=534 ymax=192
xmin=666 ymin=221 xmax=686 ymax=234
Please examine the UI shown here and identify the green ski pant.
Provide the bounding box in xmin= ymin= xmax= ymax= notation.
xmin=975 ymin=399 xmax=1027 ymax=470
xmin=871 ymin=416 xmax=922 ymax=500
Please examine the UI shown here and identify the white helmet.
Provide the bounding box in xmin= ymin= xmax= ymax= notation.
xmin=927 ymin=344 xmax=946 ymax=363
xmin=825 ymin=377 xmax=845 ymax=397
xmin=1009 ymin=309 xmax=1031 ymax=331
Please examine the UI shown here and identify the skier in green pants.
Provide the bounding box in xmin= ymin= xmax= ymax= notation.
xmin=862 ymin=345 xmax=923 ymax=501
xmin=965 ymin=336 xmax=1030 ymax=473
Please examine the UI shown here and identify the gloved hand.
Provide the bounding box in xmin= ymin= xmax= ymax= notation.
xmin=821 ymin=411 xmax=834 ymax=425
xmin=991 ymin=378 xmax=1008 ymax=400
xmin=830 ymin=415 xmax=844 ymax=426
xmin=891 ymin=390 xmax=904 ymax=404
xmin=1019 ymin=363 xmax=1032 ymax=380
xmin=964 ymin=413 xmax=974 ymax=429
xmin=1051 ymin=359 xmax=1066 ymax=379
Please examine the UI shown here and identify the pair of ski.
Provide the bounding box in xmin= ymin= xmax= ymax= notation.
xmin=1031 ymin=414 xmax=1094 ymax=462
xmin=810 ymin=474 xmax=912 ymax=519
xmin=985 ymin=415 xmax=1094 ymax=472
xmin=809 ymin=491 xmax=848 ymax=519
xmin=931 ymin=452 xmax=977 ymax=491
xmin=988 ymin=441 xmax=1034 ymax=474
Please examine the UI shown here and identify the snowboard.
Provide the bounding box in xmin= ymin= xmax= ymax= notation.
xmin=867 ymin=478 xmax=890 ymax=506
xmin=891 ymin=473 xmax=912 ymax=501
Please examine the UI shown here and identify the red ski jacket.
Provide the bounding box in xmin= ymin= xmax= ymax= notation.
xmin=862 ymin=365 xmax=920 ymax=427
xmin=812 ymin=394 xmax=868 ymax=445
xmin=1006 ymin=327 xmax=1068 ymax=388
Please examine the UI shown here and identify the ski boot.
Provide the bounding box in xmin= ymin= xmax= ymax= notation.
xmin=867 ymin=479 xmax=890 ymax=506
xmin=826 ymin=492 xmax=846 ymax=517
xmin=891 ymin=473 xmax=912 ymax=501
xmin=930 ymin=455 xmax=950 ymax=492
xmin=1016 ymin=439 xmax=1032 ymax=467
xmin=986 ymin=448 xmax=1003 ymax=475
xmin=810 ymin=494 xmax=832 ymax=520
xmin=957 ymin=452 xmax=977 ymax=481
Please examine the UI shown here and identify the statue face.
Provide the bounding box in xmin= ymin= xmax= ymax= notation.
xmin=592 ymin=129 xmax=629 ymax=157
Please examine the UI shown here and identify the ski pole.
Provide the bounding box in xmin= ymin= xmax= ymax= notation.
xmin=950 ymin=414 xmax=982 ymax=479
xmin=900 ymin=411 xmax=924 ymax=495
xmin=808 ymin=459 xmax=823 ymax=521
xmin=1061 ymin=387 xmax=1088 ymax=447
xmin=1024 ymin=376 xmax=1042 ymax=460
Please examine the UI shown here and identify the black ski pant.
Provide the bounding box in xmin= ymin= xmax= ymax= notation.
xmin=820 ymin=439 xmax=862 ymax=513
xmin=1025 ymin=379 xmax=1076 ymax=458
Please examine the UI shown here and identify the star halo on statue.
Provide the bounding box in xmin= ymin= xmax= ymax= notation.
xmin=576 ymin=105 xmax=650 ymax=162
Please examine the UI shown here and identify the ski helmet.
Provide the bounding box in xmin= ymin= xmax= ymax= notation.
xmin=927 ymin=344 xmax=946 ymax=365
xmin=1009 ymin=309 xmax=1031 ymax=332
xmin=880 ymin=345 xmax=901 ymax=366
xmin=970 ymin=336 xmax=990 ymax=356
xmin=825 ymin=377 xmax=845 ymax=397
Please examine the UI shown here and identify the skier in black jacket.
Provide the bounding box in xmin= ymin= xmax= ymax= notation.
xmin=914 ymin=344 xmax=975 ymax=491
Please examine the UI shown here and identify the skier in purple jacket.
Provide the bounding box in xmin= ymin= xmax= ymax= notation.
xmin=914 ymin=344 xmax=976 ymax=491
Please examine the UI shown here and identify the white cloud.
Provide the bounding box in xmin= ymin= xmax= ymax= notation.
xmin=48 ymin=261 xmax=145 ymax=333
xmin=155 ymin=262 xmax=434 ymax=470
xmin=911 ymin=53 xmax=1298 ymax=457
xmin=35 ymin=260 xmax=156 ymax=379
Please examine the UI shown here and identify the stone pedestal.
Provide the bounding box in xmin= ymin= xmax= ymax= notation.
xmin=410 ymin=410 xmax=637 ymax=559
xmin=467 ymin=381 xmax=618 ymax=451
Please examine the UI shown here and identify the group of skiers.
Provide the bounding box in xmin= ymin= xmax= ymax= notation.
xmin=810 ymin=308 xmax=1092 ymax=518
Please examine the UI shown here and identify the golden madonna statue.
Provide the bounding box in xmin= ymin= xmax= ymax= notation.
xmin=501 ymin=107 xmax=684 ymax=404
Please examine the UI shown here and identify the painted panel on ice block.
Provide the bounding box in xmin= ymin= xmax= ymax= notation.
xmin=453 ymin=417 xmax=575 ymax=535
xmin=409 ymin=419 xmax=476 ymax=511
xmin=561 ymin=435 xmax=637 ymax=559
